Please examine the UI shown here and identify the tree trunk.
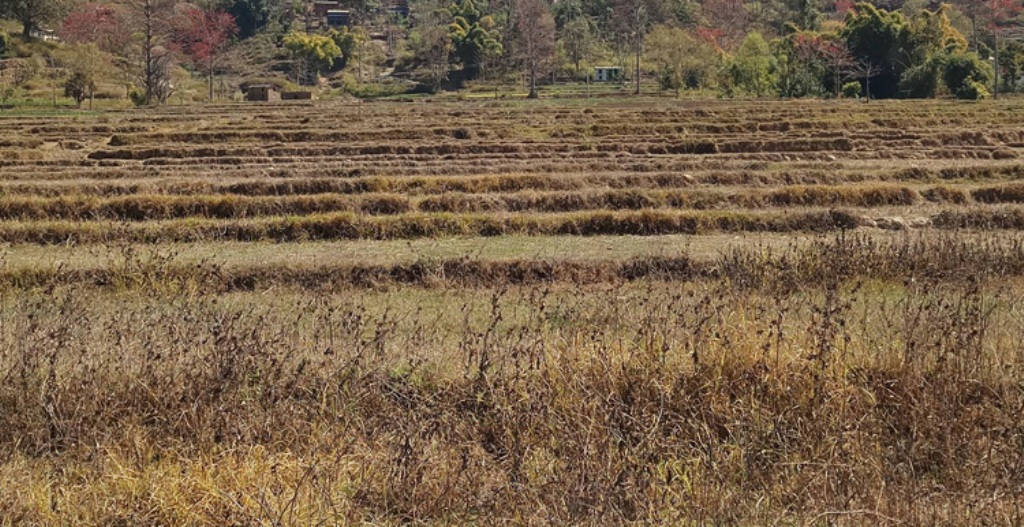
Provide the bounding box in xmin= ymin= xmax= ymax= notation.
xmin=994 ymin=31 xmax=1000 ymax=99
xmin=528 ymin=62 xmax=538 ymax=98
xmin=144 ymin=0 xmax=154 ymax=105
xmin=634 ymin=41 xmax=641 ymax=95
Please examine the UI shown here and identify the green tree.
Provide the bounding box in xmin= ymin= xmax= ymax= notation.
xmin=329 ymin=26 xmax=368 ymax=69
xmin=728 ymin=31 xmax=777 ymax=97
xmin=1 ymin=0 xmax=65 ymax=39
xmin=228 ymin=0 xmax=270 ymax=39
xmin=943 ymin=50 xmax=992 ymax=99
xmin=841 ymin=2 xmax=908 ymax=98
xmin=58 ymin=43 xmax=110 ymax=109
xmin=998 ymin=39 xmax=1024 ymax=92
xmin=646 ymin=25 xmax=718 ymax=94
xmin=553 ymin=0 xmax=584 ymax=28
xmin=65 ymin=71 xmax=96 ymax=107
xmin=775 ymin=32 xmax=829 ymax=98
xmin=559 ymin=15 xmax=596 ymax=79
xmin=283 ymin=31 xmax=341 ymax=83
xmin=793 ymin=0 xmax=823 ymax=30
xmin=448 ymin=0 xmax=502 ymax=79
xmin=897 ymin=6 xmax=971 ymax=98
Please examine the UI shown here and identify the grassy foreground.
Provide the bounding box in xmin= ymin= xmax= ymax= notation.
xmin=2 ymin=234 xmax=1024 ymax=525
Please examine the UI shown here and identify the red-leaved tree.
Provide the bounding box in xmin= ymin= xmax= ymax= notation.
xmin=59 ymin=3 xmax=132 ymax=55
xmin=172 ymin=5 xmax=237 ymax=100
xmin=700 ymin=0 xmax=752 ymax=49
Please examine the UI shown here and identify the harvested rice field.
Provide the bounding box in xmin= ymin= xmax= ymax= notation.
xmin=3 ymin=98 xmax=1024 ymax=525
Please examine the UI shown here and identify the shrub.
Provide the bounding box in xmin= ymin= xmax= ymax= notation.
xmin=128 ymin=86 xmax=147 ymax=107
xmin=942 ymin=52 xmax=992 ymax=100
xmin=0 ymin=31 xmax=8 ymax=57
xmin=239 ymin=78 xmax=299 ymax=92
xmin=955 ymin=78 xmax=990 ymax=100
xmin=899 ymin=58 xmax=941 ymax=98
xmin=841 ymin=81 xmax=862 ymax=98
xmin=337 ymin=73 xmax=411 ymax=98
xmin=64 ymin=72 xmax=96 ymax=107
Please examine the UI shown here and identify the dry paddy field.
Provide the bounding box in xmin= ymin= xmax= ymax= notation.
xmin=3 ymin=98 xmax=1024 ymax=524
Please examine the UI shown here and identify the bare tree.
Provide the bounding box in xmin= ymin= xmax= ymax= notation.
xmin=126 ymin=0 xmax=178 ymax=105
xmin=613 ymin=0 xmax=664 ymax=95
xmin=514 ymin=0 xmax=555 ymax=98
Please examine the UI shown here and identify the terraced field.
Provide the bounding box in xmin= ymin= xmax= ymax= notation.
xmin=5 ymin=98 xmax=1024 ymax=286
xmin=3 ymin=99 xmax=1024 ymax=524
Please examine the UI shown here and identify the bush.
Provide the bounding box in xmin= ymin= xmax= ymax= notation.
xmin=239 ymin=78 xmax=299 ymax=92
xmin=943 ymin=52 xmax=992 ymax=100
xmin=841 ymin=81 xmax=862 ymax=98
xmin=337 ymin=73 xmax=411 ymax=99
xmin=0 ymin=31 xmax=8 ymax=57
xmin=128 ymin=86 xmax=147 ymax=107
xmin=65 ymin=72 xmax=96 ymax=107
xmin=955 ymin=78 xmax=990 ymax=100
xmin=899 ymin=58 xmax=941 ymax=98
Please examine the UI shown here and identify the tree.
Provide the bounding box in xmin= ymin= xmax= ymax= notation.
xmin=943 ymin=50 xmax=993 ymax=98
xmin=117 ymin=0 xmax=180 ymax=105
xmin=553 ymin=0 xmax=584 ymax=28
xmin=0 ymin=58 xmax=38 ymax=109
xmin=283 ymin=31 xmax=341 ymax=84
xmin=59 ymin=43 xmax=110 ymax=109
xmin=2 ymin=0 xmax=64 ymax=39
xmin=897 ymin=5 xmax=968 ymax=97
xmin=227 ymin=0 xmax=269 ymax=38
xmin=998 ymin=38 xmax=1024 ymax=92
xmin=559 ymin=15 xmax=596 ymax=79
xmin=407 ymin=0 xmax=454 ymax=91
xmin=612 ymin=0 xmax=665 ymax=94
xmin=982 ymin=0 xmax=1023 ymax=97
xmin=514 ymin=0 xmax=556 ymax=98
xmin=646 ymin=24 xmax=718 ymax=94
xmin=172 ymin=5 xmax=237 ymax=100
xmin=794 ymin=0 xmax=824 ymax=30
xmin=700 ymin=0 xmax=754 ymax=48
xmin=329 ymin=26 xmax=369 ymax=80
xmin=65 ymin=71 xmax=96 ymax=107
xmin=841 ymin=2 xmax=909 ymax=98
xmin=448 ymin=0 xmax=502 ymax=79
xmin=776 ymin=31 xmax=829 ymax=96
xmin=59 ymin=3 xmax=133 ymax=55
xmin=727 ymin=31 xmax=777 ymax=96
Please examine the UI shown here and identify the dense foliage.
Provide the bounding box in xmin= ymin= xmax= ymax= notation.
xmin=0 ymin=0 xmax=1022 ymax=103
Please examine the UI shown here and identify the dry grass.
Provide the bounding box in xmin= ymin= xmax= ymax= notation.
xmin=1 ymin=241 xmax=1023 ymax=524
xmin=4 ymin=98 xmax=1024 ymax=525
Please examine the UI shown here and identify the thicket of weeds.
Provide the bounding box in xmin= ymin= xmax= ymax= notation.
xmin=11 ymin=207 xmax=1024 ymax=245
xmin=1 ymin=233 xmax=1023 ymax=524
xmin=2 ymin=232 xmax=1024 ymax=291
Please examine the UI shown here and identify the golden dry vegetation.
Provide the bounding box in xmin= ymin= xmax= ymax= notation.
xmin=2 ymin=98 xmax=1024 ymax=525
